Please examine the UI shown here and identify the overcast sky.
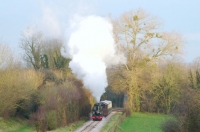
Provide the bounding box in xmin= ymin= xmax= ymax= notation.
xmin=0 ymin=0 xmax=200 ymax=63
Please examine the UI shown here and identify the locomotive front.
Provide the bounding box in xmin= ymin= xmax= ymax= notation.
xmin=92 ymin=103 xmax=103 ymax=121
xmin=92 ymin=100 xmax=112 ymax=121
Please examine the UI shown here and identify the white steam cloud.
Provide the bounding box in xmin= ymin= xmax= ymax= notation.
xmin=23 ymin=3 xmax=125 ymax=102
xmin=62 ymin=15 xmax=126 ymax=101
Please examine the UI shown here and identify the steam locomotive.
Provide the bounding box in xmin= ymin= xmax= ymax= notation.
xmin=91 ymin=100 xmax=112 ymax=121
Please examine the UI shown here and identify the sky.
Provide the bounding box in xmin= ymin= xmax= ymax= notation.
xmin=0 ymin=0 xmax=200 ymax=63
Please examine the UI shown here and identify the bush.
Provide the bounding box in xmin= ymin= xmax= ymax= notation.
xmin=47 ymin=110 xmax=57 ymax=130
xmin=183 ymin=111 xmax=200 ymax=132
xmin=30 ymin=106 xmax=46 ymax=132
xmin=172 ymin=88 xmax=200 ymax=132
xmin=161 ymin=118 xmax=180 ymax=132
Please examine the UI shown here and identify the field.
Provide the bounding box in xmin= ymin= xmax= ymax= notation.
xmin=117 ymin=112 xmax=172 ymax=132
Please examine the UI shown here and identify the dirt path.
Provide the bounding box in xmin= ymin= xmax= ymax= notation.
xmin=74 ymin=112 xmax=116 ymax=132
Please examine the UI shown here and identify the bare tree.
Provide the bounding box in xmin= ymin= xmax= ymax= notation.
xmin=20 ymin=28 xmax=44 ymax=70
xmin=113 ymin=9 xmax=184 ymax=64
xmin=20 ymin=27 xmax=69 ymax=71
xmin=109 ymin=9 xmax=185 ymax=112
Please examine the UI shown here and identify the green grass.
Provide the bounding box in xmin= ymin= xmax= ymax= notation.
xmin=50 ymin=120 xmax=85 ymax=132
xmin=0 ymin=118 xmax=85 ymax=132
xmin=117 ymin=112 xmax=172 ymax=132
xmin=0 ymin=118 xmax=35 ymax=132
xmin=101 ymin=112 xmax=123 ymax=132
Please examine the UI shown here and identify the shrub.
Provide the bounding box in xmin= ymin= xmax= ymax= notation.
xmin=30 ymin=106 xmax=46 ymax=132
xmin=47 ymin=110 xmax=57 ymax=130
xmin=182 ymin=110 xmax=200 ymax=132
xmin=174 ymin=87 xmax=200 ymax=131
xmin=161 ymin=118 xmax=180 ymax=132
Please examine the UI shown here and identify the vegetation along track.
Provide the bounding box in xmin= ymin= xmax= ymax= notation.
xmin=111 ymin=108 xmax=124 ymax=113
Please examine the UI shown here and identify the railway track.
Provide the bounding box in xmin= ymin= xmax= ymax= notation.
xmin=80 ymin=121 xmax=100 ymax=132
xmin=76 ymin=108 xmax=124 ymax=132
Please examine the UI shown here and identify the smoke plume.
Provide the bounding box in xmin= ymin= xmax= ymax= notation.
xmin=62 ymin=15 xmax=125 ymax=101
xmin=22 ymin=2 xmax=126 ymax=102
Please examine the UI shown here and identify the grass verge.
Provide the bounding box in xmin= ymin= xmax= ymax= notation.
xmin=49 ymin=120 xmax=86 ymax=132
xmin=101 ymin=112 xmax=123 ymax=132
xmin=0 ymin=118 xmax=86 ymax=132
xmin=117 ymin=112 xmax=173 ymax=132
xmin=0 ymin=118 xmax=35 ymax=132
